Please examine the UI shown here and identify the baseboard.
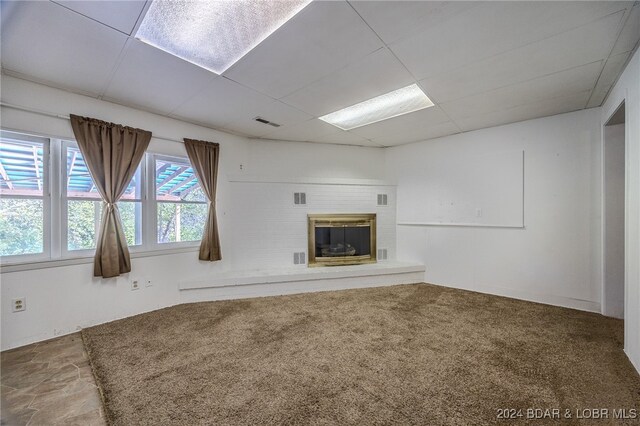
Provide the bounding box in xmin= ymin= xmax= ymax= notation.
xmin=625 ymin=349 xmax=640 ymax=375
xmin=0 ymin=303 xmax=179 ymax=352
xmin=429 ymin=281 xmax=601 ymax=313
xmin=2 ymin=276 xmax=601 ymax=352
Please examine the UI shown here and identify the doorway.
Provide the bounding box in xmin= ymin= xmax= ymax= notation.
xmin=603 ymin=102 xmax=625 ymax=319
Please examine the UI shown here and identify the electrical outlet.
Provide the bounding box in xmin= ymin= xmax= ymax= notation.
xmin=131 ymin=280 xmax=140 ymax=291
xmin=145 ymin=279 xmax=153 ymax=287
xmin=12 ymin=297 xmax=26 ymax=312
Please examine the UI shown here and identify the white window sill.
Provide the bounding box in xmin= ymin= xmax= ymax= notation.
xmin=0 ymin=246 xmax=199 ymax=273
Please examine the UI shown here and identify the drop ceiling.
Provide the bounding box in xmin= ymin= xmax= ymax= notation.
xmin=1 ymin=0 xmax=638 ymax=147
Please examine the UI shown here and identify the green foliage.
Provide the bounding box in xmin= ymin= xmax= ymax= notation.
xmin=68 ymin=201 xmax=140 ymax=250
xmin=0 ymin=198 xmax=43 ymax=256
xmin=157 ymin=202 xmax=206 ymax=243
xmin=68 ymin=200 xmax=99 ymax=251
xmin=1 ymin=197 xmax=205 ymax=256
xmin=181 ymin=203 xmax=207 ymax=242
xmin=118 ymin=202 xmax=139 ymax=246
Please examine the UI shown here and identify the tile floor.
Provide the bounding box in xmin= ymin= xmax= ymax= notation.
xmin=1 ymin=333 xmax=105 ymax=425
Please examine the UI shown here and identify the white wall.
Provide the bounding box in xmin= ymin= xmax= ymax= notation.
xmin=603 ymin=123 xmax=625 ymax=319
xmin=601 ymin=48 xmax=640 ymax=373
xmin=386 ymin=108 xmax=603 ymax=312
xmin=0 ymin=75 xmax=389 ymax=350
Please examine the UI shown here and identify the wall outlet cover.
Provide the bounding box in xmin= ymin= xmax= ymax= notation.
xmin=12 ymin=298 xmax=26 ymax=312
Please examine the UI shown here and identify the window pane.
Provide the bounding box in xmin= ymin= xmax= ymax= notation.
xmin=0 ymin=136 xmax=45 ymax=197
xmin=0 ymin=133 xmax=46 ymax=257
xmin=156 ymin=159 xmax=206 ymax=202
xmin=67 ymin=200 xmax=142 ymax=251
xmin=157 ymin=202 xmax=207 ymax=243
xmin=0 ymin=198 xmax=43 ymax=256
xmin=67 ymin=200 xmax=100 ymax=251
xmin=118 ymin=201 xmax=142 ymax=247
xmin=66 ymin=145 xmax=141 ymax=200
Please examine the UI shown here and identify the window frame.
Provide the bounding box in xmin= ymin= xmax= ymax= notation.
xmin=0 ymin=130 xmax=202 ymax=270
xmin=61 ymin=140 xmax=145 ymax=257
xmin=0 ymin=131 xmax=52 ymax=263
xmin=150 ymin=153 xmax=207 ymax=249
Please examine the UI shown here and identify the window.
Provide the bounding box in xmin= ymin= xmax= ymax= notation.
xmin=154 ymin=156 xmax=207 ymax=244
xmin=0 ymin=131 xmax=49 ymax=259
xmin=63 ymin=142 xmax=142 ymax=252
xmin=0 ymin=129 xmax=207 ymax=266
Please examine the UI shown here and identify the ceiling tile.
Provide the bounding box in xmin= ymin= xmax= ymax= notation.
xmin=389 ymin=1 xmax=630 ymax=80
xmin=259 ymin=118 xmax=381 ymax=146
xmin=261 ymin=118 xmax=346 ymax=141
xmin=223 ymin=1 xmax=383 ymax=99
xmin=455 ymin=91 xmax=592 ymax=132
xmin=52 ymin=0 xmax=146 ymax=35
xmin=440 ymin=61 xmax=603 ymax=120
xmin=349 ymin=1 xmax=477 ymax=45
xmin=372 ymin=120 xmax=460 ymax=147
xmin=170 ymin=79 xmax=246 ymax=128
xmin=587 ymin=51 xmax=632 ymax=108
xmin=3 ymin=1 xmax=634 ymax=149
xmin=171 ymin=77 xmax=299 ymax=130
xmin=349 ymin=105 xmax=452 ymax=141
xmin=281 ymin=48 xmax=414 ymax=117
xmin=611 ymin=4 xmax=640 ymax=55
xmin=421 ymin=11 xmax=623 ymax=104
xmin=103 ymin=39 xmax=216 ymax=115
xmin=222 ymin=100 xmax=312 ymax=137
xmin=0 ymin=1 xmax=128 ymax=96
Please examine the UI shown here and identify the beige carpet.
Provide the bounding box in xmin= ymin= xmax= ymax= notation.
xmin=82 ymin=283 xmax=640 ymax=425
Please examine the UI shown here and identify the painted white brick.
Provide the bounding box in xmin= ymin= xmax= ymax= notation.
xmin=226 ymin=182 xmax=397 ymax=269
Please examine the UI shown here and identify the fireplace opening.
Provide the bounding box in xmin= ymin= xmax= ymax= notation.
xmin=308 ymin=214 xmax=376 ymax=267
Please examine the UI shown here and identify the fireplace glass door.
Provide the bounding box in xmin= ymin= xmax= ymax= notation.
xmin=314 ymin=225 xmax=371 ymax=259
xmin=308 ymin=214 xmax=376 ymax=266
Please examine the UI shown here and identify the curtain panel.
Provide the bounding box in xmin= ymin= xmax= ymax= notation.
xmin=183 ymin=139 xmax=222 ymax=261
xmin=70 ymin=114 xmax=152 ymax=278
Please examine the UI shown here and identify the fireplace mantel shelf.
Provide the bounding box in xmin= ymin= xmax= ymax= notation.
xmin=179 ymin=261 xmax=425 ymax=291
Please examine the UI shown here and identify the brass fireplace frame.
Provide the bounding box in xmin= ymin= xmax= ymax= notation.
xmin=307 ymin=213 xmax=377 ymax=267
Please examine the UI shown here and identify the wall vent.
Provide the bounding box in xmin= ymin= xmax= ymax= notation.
xmin=254 ymin=117 xmax=281 ymax=127
xmin=377 ymin=194 xmax=388 ymax=206
xmin=294 ymin=192 xmax=306 ymax=205
xmin=293 ymin=252 xmax=306 ymax=265
xmin=377 ymin=248 xmax=388 ymax=260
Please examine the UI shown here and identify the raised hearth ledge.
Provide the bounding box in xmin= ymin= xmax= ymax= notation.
xmin=179 ymin=261 xmax=425 ymax=291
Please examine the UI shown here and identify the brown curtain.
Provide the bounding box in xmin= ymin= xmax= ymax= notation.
xmin=183 ymin=139 xmax=222 ymax=261
xmin=70 ymin=115 xmax=151 ymax=278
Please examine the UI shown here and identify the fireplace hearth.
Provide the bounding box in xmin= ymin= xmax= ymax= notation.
xmin=307 ymin=214 xmax=376 ymax=267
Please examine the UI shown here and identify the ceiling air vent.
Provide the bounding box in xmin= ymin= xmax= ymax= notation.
xmin=254 ymin=117 xmax=281 ymax=127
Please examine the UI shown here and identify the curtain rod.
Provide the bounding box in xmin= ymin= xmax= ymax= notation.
xmin=0 ymin=101 xmax=184 ymax=144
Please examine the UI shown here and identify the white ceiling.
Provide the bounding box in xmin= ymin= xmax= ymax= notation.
xmin=1 ymin=0 xmax=638 ymax=147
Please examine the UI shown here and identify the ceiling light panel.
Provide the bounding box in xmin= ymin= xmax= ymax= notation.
xmin=319 ymin=84 xmax=434 ymax=130
xmin=136 ymin=0 xmax=311 ymax=74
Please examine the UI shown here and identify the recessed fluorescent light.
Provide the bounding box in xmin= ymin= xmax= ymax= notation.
xmin=319 ymin=84 xmax=434 ymax=130
xmin=136 ymin=0 xmax=311 ymax=74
